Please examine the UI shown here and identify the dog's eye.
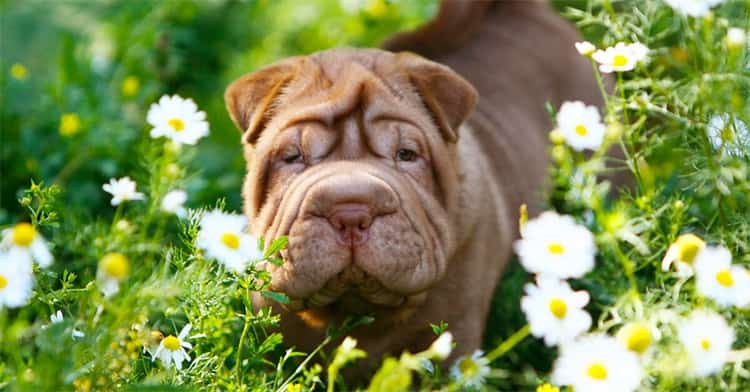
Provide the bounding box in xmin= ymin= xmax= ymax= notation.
xmin=396 ymin=148 xmax=417 ymax=162
xmin=281 ymin=147 xmax=303 ymax=164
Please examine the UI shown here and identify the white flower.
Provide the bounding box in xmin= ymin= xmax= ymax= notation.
xmin=694 ymin=246 xmax=750 ymax=307
xmin=556 ymin=101 xmax=607 ymax=151
xmin=97 ymin=252 xmax=130 ymax=298
xmin=1 ymin=222 xmax=53 ymax=269
xmin=616 ymin=321 xmax=661 ymax=356
xmin=196 ymin=210 xmax=262 ymax=274
xmin=663 ymin=0 xmax=725 ymax=17
xmin=513 ymin=211 xmax=596 ymax=279
xmin=522 ymin=277 xmax=591 ymax=347
xmin=552 ymin=334 xmax=643 ymax=392
xmin=102 ymin=177 xmax=145 ymax=206
xmin=726 ymin=28 xmax=747 ymax=49
xmin=50 ymin=310 xmax=64 ymax=324
xmin=592 ymin=42 xmax=649 ymax=73
xmin=152 ymin=324 xmax=193 ymax=370
xmin=72 ymin=329 xmax=85 ymax=339
xmin=677 ymin=310 xmax=734 ymax=377
xmin=428 ymin=332 xmax=453 ymax=360
xmin=575 ymin=41 xmax=596 ymax=56
xmin=147 ymin=94 xmax=209 ymax=145
xmin=0 ymin=251 xmax=34 ymax=308
xmin=340 ymin=336 xmax=358 ymax=354
xmin=161 ymin=189 xmax=188 ymax=217
xmin=451 ymin=350 xmax=490 ymax=389
xmin=661 ymin=233 xmax=705 ymax=275
xmin=706 ymin=114 xmax=750 ymax=157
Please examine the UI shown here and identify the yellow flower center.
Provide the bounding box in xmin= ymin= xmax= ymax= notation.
xmin=458 ymin=357 xmax=479 ymax=378
xmin=575 ymin=124 xmax=588 ymax=136
xmin=625 ymin=324 xmax=652 ymax=354
xmin=59 ymin=113 xmax=81 ymax=137
xmin=121 ymin=76 xmax=140 ymax=97
xmin=548 ymin=242 xmax=565 ymax=255
xmin=0 ymin=274 xmax=7 ymax=289
xmin=163 ymin=335 xmax=181 ymax=351
xmin=587 ymin=362 xmax=608 ymax=380
xmin=536 ymin=384 xmax=560 ymax=392
xmin=612 ymin=54 xmax=628 ymax=67
xmin=548 ymin=298 xmax=568 ymax=319
xmin=221 ymin=232 xmax=240 ymax=250
xmin=100 ymin=252 xmax=130 ymax=279
xmin=701 ymin=339 xmax=712 ymax=351
xmin=716 ymin=270 xmax=734 ymax=287
xmin=12 ymin=222 xmax=37 ymax=247
xmin=168 ymin=118 xmax=185 ymax=132
xmin=675 ymin=234 xmax=704 ymax=264
xmin=10 ymin=63 xmax=28 ymax=80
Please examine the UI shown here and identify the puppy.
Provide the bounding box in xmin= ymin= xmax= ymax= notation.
xmin=224 ymin=0 xmax=602 ymax=370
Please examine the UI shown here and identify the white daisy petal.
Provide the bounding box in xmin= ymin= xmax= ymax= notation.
xmin=677 ymin=310 xmax=734 ymax=377
xmin=513 ymin=211 xmax=596 ymax=279
xmin=146 ymin=94 xmax=210 ymax=145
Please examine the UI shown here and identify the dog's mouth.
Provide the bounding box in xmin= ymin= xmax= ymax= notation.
xmin=281 ymin=264 xmax=408 ymax=314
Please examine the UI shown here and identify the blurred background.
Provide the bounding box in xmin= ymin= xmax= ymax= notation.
xmin=0 ymin=0 xmax=436 ymax=223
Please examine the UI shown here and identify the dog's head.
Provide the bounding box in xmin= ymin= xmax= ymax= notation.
xmin=225 ymin=48 xmax=476 ymax=322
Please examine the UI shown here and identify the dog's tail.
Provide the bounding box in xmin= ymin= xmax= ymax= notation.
xmin=382 ymin=1 xmax=492 ymax=57
xmin=383 ymin=0 xmax=602 ymax=109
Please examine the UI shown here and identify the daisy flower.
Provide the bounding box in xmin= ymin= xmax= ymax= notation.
xmin=97 ymin=252 xmax=130 ymax=298
xmin=50 ymin=310 xmax=64 ymax=324
xmin=196 ymin=210 xmax=262 ymax=274
xmin=706 ymin=114 xmax=750 ymax=157
xmin=513 ymin=211 xmax=597 ymax=279
xmin=575 ymin=41 xmax=596 ymax=56
xmin=1 ymin=222 xmax=53 ymax=268
xmin=694 ymin=246 xmax=750 ymax=307
xmin=677 ymin=310 xmax=734 ymax=377
xmin=0 ymin=251 xmax=35 ymax=308
xmin=556 ymin=101 xmax=607 ymax=151
xmin=616 ymin=321 xmax=661 ymax=356
xmin=102 ymin=177 xmax=145 ymax=206
xmin=592 ymin=42 xmax=649 ymax=73
xmin=428 ymin=331 xmax=453 ymax=360
xmin=661 ymin=233 xmax=705 ymax=275
xmin=451 ymin=350 xmax=490 ymax=389
xmin=521 ymin=277 xmax=592 ymax=346
xmin=152 ymin=324 xmax=193 ymax=370
xmin=726 ymin=28 xmax=747 ymax=49
xmin=147 ymin=94 xmax=209 ymax=145
xmin=161 ymin=189 xmax=188 ymax=217
xmin=552 ymin=334 xmax=643 ymax=392
xmin=663 ymin=0 xmax=725 ymax=17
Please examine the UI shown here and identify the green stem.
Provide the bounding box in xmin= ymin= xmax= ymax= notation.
xmin=485 ymin=324 xmax=531 ymax=362
xmin=613 ymin=240 xmax=641 ymax=301
xmin=236 ymin=285 xmax=252 ymax=388
xmin=590 ymin=59 xmax=610 ymax=109
xmin=276 ymin=336 xmax=333 ymax=392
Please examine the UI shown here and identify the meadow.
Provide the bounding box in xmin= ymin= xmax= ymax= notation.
xmin=1 ymin=0 xmax=749 ymax=391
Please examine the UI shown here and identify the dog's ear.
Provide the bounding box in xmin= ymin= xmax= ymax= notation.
xmin=397 ymin=53 xmax=477 ymax=142
xmin=224 ymin=57 xmax=304 ymax=144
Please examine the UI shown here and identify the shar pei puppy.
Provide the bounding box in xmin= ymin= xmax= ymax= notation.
xmin=224 ymin=0 xmax=603 ymax=369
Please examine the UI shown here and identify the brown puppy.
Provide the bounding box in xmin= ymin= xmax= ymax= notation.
xmin=224 ymin=1 xmax=602 ymax=370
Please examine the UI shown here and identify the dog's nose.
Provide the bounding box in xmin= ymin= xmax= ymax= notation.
xmin=327 ymin=204 xmax=372 ymax=246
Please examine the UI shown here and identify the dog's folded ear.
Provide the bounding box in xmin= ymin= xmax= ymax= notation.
xmin=397 ymin=53 xmax=477 ymax=142
xmin=224 ymin=57 xmax=304 ymax=144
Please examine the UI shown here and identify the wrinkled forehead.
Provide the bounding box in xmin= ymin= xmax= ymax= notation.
xmin=263 ymin=51 xmax=436 ymax=134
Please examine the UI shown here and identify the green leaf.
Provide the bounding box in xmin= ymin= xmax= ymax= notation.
xmin=261 ymin=290 xmax=290 ymax=305
xmin=264 ymin=236 xmax=288 ymax=258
